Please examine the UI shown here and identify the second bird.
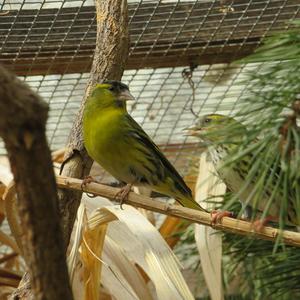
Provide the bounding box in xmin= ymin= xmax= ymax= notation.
xmin=83 ymin=80 xmax=203 ymax=211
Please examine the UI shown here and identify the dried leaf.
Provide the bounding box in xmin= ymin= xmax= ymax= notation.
xmin=70 ymin=196 xmax=193 ymax=300
xmin=0 ymin=163 xmax=13 ymax=186
xmin=90 ymin=205 xmax=193 ymax=300
xmin=0 ymin=230 xmax=19 ymax=253
xmin=195 ymin=152 xmax=226 ymax=300
xmin=102 ymin=237 xmax=152 ymax=300
xmin=81 ymin=219 xmax=107 ymax=300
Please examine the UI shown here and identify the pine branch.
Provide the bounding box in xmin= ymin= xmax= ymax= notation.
xmin=57 ymin=175 xmax=300 ymax=248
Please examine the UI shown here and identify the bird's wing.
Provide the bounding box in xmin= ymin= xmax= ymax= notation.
xmin=123 ymin=114 xmax=193 ymax=201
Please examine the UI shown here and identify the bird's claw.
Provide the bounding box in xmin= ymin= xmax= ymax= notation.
xmin=81 ymin=175 xmax=99 ymax=198
xmin=114 ymin=183 xmax=133 ymax=209
xmin=252 ymin=216 xmax=277 ymax=232
xmin=210 ymin=210 xmax=234 ymax=226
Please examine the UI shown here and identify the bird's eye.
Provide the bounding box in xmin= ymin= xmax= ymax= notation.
xmin=204 ymin=118 xmax=211 ymax=123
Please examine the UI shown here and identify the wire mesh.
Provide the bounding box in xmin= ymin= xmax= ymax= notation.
xmin=1 ymin=0 xmax=299 ymax=74
xmin=0 ymin=0 xmax=299 ymax=177
xmin=0 ymin=63 xmax=273 ymax=176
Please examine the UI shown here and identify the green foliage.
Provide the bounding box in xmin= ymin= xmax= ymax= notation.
xmin=177 ymin=22 xmax=300 ymax=299
xmin=223 ymin=21 xmax=300 ymax=298
xmin=176 ymin=222 xmax=300 ymax=299
xmin=218 ymin=21 xmax=300 ymax=228
xmin=222 ymin=234 xmax=300 ymax=299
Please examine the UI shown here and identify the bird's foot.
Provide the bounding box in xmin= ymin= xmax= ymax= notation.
xmin=114 ymin=183 xmax=133 ymax=209
xmin=211 ymin=210 xmax=234 ymax=225
xmin=252 ymin=216 xmax=278 ymax=232
xmin=81 ymin=175 xmax=99 ymax=198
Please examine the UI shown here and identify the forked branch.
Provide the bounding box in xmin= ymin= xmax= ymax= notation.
xmin=0 ymin=65 xmax=73 ymax=300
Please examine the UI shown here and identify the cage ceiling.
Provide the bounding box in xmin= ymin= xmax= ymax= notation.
xmin=1 ymin=0 xmax=299 ymax=74
xmin=0 ymin=0 xmax=299 ymax=173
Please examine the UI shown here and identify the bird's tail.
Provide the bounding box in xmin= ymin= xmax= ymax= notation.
xmin=176 ymin=196 xmax=207 ymax=212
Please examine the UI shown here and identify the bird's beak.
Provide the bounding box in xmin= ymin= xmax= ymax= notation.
xmin=118 ymin=90 xmax=135 ymax=101
xmin=183 ymin=126 xmax=200 ymax=136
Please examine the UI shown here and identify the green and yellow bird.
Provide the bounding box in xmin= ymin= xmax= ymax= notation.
xmin=83 ymin=80 xmax=204 ymax=211
xmin=188 ymin=114 xmax=299 ymax=227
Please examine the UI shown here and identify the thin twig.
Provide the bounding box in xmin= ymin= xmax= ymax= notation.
xmin=56 ymin=175 xmax=300 ymax=248
xmin=0 ymin=252 xmax=18 ymax=264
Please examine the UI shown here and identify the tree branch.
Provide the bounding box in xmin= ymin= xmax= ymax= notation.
xmin=57 ymin=175 xmax=300 ymax=248
xmin=58 ymin=0 xmax=129 ymax=246
xmin=0 ymin=65 xmax=73 ymax=300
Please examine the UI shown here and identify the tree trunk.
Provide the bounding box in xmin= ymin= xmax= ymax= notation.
xmin=0 ymin=65 xmax=73 ymax=300
xmin=58 ymin=0 xmax=129 ymax=246
xmin=11 ymin=1 xmax=129 ymax=298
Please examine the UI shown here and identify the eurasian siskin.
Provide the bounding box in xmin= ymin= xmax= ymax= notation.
xmin=83 ymin=80 xmax=204 ymax=211
xmin=188 ymin=114 xmax=299 ymax=226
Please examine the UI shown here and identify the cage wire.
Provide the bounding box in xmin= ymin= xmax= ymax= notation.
xmin=0 ymin=0 xmax=299 ymax=179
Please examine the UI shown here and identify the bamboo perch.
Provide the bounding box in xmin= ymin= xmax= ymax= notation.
xmin=56 ymin=175 xmax=300 ymax=248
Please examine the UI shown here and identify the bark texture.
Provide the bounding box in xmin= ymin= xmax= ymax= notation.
xmin=0 ymin=65 xmax=73 ymax=300
xmin=59 ymin=0 xmax=129 ymax=245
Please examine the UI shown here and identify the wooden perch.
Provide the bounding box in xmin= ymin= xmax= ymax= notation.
xmin=0 ymin=65 xmax=73 ymax=300
xmin=57 ymin=175 xmax=300 ymax=248
xmin=58 ymin=0 xmax=129 ymax=246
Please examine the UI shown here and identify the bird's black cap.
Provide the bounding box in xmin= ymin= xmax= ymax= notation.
xmin=103 ymin=80 xmax=129 ymax=92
